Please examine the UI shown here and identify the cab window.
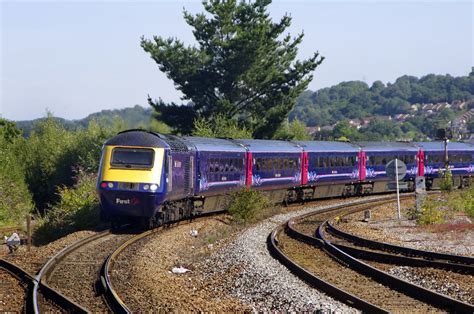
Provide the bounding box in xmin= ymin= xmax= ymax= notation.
xmin=111 ymin=148 xmax=155 ymax=169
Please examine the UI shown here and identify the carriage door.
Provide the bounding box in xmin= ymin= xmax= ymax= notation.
xmin=358 ymin=151 xmax=366 ymax=181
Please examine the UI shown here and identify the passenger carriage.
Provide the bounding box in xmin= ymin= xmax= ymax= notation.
xmin=355 ymin=142 xmax=421 ymax=193
xmin=293 ymin=141 xmax=361 ymax=198
xmin=233 ymin=139 xmax=303 ymax=203
xmin=415 ymin=142 xmax=474 ymax=189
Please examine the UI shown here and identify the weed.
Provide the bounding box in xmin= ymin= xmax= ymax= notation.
xmin=33 ymin=169 xmax=100 ymax=244
xmin=438 ymin=167 xmax=453 ymax=192
xmin=228 ymin=188 xmax=271 ymax=224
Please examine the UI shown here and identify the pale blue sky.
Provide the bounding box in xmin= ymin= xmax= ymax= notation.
xmin=1 ymin=0 xmax=472 ymax=121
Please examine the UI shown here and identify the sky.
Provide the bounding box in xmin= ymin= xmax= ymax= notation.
xmin=1 ymin=0 xmax=472 ymax=121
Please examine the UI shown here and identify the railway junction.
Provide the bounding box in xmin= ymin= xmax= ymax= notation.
xmin=1 ymin=193 xmax=472 ymax=312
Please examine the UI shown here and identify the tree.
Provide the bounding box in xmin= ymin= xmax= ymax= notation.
xmin=142 ymin=0 xmax=324 ymax=138
xmin=0 ymin=118 xmax=22 ymax=143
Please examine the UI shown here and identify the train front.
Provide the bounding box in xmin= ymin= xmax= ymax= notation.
xmin=96 ymin=130 xmax=168 ymax=225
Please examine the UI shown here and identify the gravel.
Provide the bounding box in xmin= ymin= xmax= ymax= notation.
xmin=338 ymin=199 xmax=474 ymax=256
xmin=0 ymin=269 xmax=26 ymax=312
xmin=193 ymin=200 xmax=387 ymax=312
xmin=388 ymin=266 xmax=473 ymax=304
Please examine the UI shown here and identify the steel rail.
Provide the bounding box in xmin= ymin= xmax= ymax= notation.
xmin=332 ymin=243 xmax=474 ymax=274
xmin=266 ymin=197 xmax=409 ymax=313
xmin=0 ymin=258 xmax=87 ymax=314
xmin=32 ymin=230 xmax=111 ymax=314
xmin=100 ymin=209 xmax=227 ymax=313
xmin=267 ymin=225 xmax=388 ymax=313
xmin=326 ymin=221 xmax=474 ymax=266
xmin=316 ymin=221 xmax=474 ymax=313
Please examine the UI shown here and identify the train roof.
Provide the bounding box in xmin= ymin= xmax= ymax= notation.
xmin=232 ymin=139 xmax=302 ymax=153
xmin=104 ymin=130 xmax=168 ymax=148
xmin=182 ymin=136 xmax=246 ymax=153
xmin=293 ymin=140 xmax=359 ymax=152
xmin=414 ymin=141 xmax=474 ymax=151
xmin=355 ymin=141 xmax=419 ymax=152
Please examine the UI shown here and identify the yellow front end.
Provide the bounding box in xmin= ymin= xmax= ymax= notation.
xmin=98 ymin=146 xmax=165 ymax=184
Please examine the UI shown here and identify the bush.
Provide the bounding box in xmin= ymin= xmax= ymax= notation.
xmin=24 ymin=116 xmax=116 ymax=210
xmin=417 ymin=198 xmax=448 ymax=225
xmin=438 ymin=167 xmax=453 ymax=192
xmin=272 ymin=119 xmax=312 ymax=141
xmin=0 ymin=121 xmax=33 ymax=227
xmin=33 ymin=169 xmax=100 ymax=244
xmin=192 ymin=115 xmax=252 ymax=139
xmin=228 ymin=188 xmax=270 ymax=224
xmin=462 ymin=185 xmax=474 ymax=218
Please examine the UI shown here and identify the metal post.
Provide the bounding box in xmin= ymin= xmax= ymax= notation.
xmin=395 ymin=158 xmax=401 ymax=220
xmin=444 ymin=138 xmax=448 ymax=170
xmin=26 ymin=215 xmax=31 ymax=252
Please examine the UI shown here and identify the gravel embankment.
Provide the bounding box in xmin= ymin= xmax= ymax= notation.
xmin=0 ymin=269 xmax=26 ymax=312
xmin=338 ymin=200 xmax=474 ymax=256
xmin=196 ymin=215 xmax=353 ymax=312
xmin=112 ymin=199 xmax=380 ymax=312
xmin=388 ymin=266 xmax=473 ymax=305
xmin=2 ymin=230 xmax=98 ymax=274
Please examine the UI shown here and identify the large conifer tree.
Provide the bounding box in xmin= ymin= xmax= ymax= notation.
xmin=142 ymin=0 xmax=324 ymax=138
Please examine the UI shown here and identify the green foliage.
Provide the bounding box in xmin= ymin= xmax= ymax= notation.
xmin=439 ymin=167 xmax=453 ymax=192
xmin=33 ymin=170 xmax=100 ymax=244
xmin=461 ymin=185 xmax=474 ymax=218
xmin=16 ymin=105 xmax=152 ymax=137
xmin=142 ymin=0 xmax=324 ymax=138
xmin=333 ymin=120 xmax=363 ymax=141
xmin=272 ymin=119 xmax=312 ymax=140
xmin=228 ymin=188 xmax=270 ymax=223
xmin=192 ymin=114 xmax=252 ymax=139
xmin=23 ymin=116 xmax=115 ymax=210
xmin=0 ymin=122 xmax=33 ymax=227
xmin=0 ymin=118 xmax=23 ymax=143
xmin=417 ymin=198 xmax=447 ymax=225
xmin=23 ymin=116 xmax=75 ymax=209
xmin=289 ymin=73 xmax=474 ymax=140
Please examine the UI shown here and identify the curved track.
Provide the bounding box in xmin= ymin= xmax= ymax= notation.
xmin=34 ymin=229 xmax=134 ymax=313
xmin=101 ymin=210 xmax=226 ymax=313
xmin=325 ymin=220 xmax=474 ymax=273
xmin=268 ymin=196 xmax=474 ymax=313
xmin=0 ymin=258 xmax=87 ymax=313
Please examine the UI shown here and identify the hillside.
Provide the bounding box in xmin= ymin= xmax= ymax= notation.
xmin=12 ymin=72 xmax=474 ymax=141
xmin=290 ymin=72 xmax=474 ymax=140
xmin=16 ymin=105 xmax=152 ymax=137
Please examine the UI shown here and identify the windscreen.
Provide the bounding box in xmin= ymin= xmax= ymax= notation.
xmin=111 ymin=147 xmax=155 ymax=169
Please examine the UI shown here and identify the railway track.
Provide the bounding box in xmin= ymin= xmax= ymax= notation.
xmin=325 ymin=220 xmax=474 ymax=273
xmin=33 ymin=228 xmax=135 ymax=312
xmin=268 ymin=195 xmax=474 ymax=312
xmin=100 ymin=209 xmax=226 ymax=313
xmin=0 ymin=258 xmax=86 ymax=313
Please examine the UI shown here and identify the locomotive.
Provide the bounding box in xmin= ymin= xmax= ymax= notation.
xmin=96 ymin=130 xmax=474 ymax=227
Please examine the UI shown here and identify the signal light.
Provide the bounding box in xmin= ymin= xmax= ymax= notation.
xmin=101 ymin=182 xmax=107 ymax=188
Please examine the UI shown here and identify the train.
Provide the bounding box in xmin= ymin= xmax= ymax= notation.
xmin=96 ymin=130 xmax=474 ymax=228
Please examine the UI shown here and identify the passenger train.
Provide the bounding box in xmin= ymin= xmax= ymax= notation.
xmin=96 ymin=130 xmax=474 ymax=227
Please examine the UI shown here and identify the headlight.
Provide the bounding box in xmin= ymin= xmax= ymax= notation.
xmin=150 ymin=184 xmax=158 ymax=191
xmin=107 ymin=182 xmax=114 ymax=188
xmin=143 ymin=184 xmax=150 ymax=190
